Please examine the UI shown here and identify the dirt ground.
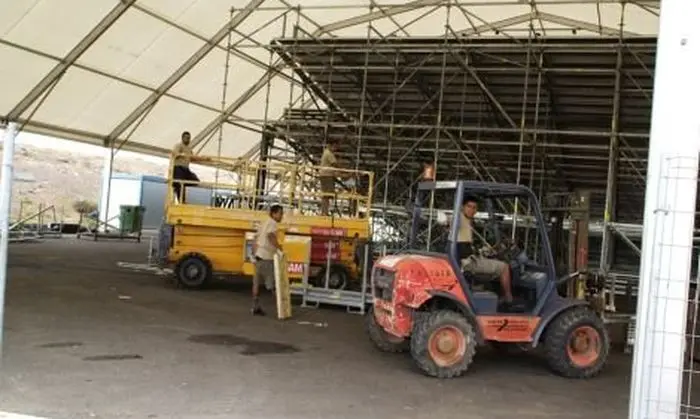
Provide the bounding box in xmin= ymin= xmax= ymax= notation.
xmin=0 ymin=238 xmax=636 ymax=419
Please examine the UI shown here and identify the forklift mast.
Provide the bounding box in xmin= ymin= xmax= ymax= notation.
xmin=567 ymin=190 xmax=591 ymax=300
xmin=544 ymin=190 xmax=592 ymax=301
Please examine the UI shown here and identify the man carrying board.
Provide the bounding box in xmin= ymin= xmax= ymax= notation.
xmin=251 ymin=205 xmax=284 ymax=316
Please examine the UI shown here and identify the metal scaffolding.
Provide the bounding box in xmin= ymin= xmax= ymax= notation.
xmin=202 ymin=2 xmax=658 ymax=316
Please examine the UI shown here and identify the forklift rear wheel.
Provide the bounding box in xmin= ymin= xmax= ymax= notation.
xmin=543 ymin=306 xmax=609 ymax=379
xmin=410 ymin=310 xmax=477 ymax=378
xmin=366 ymin=305 xmax=409 ymax=353
xmin=175 ymin=254 xmax=212 ymax=290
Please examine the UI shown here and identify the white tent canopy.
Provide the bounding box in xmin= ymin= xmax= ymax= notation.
xmin=0 ymin=0 xmax=659 ymax=158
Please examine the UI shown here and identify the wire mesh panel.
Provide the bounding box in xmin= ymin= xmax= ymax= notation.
xmin=684 ymin=259 xmax=700 ymax=418
xmin=630 ymin=155 xmax=700 ymax=418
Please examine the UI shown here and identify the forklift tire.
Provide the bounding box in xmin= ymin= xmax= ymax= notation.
xmin=366 ymin=306 xmax=409 ymax=353
xmin=175 ymin=254 xmax=212 ymax=290
xmin=543 ymin=306 xmax=610 ymax=379
xmin=410 ymin=310 xmax=477 ymax=378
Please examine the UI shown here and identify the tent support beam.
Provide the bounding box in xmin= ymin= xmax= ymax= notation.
xmin=5 ymin=0 xmax=137 ymax=121
xmin=104 ymin=0 xmax=264 ymax=147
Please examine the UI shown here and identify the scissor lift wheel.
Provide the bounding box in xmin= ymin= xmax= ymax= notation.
xmin=175 ymin=254 xmax=212 ymax=290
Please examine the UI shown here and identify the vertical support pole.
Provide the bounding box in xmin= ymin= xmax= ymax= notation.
xmin=600 ymin=7 xmax=625 ymax=312
xmin=426 ymin=4 xmax=451 ymax=248
xmin=99 ymin=145 xmax=115 ymax=232
xmin=534 ymin=136 xmax=547 ymax=262
xmin=512 ymin=6 xmax=534 ymax=239
xmin=287 ymin=8 xmax=301 ymax=140
xmin=567 ymin=190 xmax=590 ymax=300
xmin=0 ymin=121 xmax=18 ymax=362
xmin=38 ymin=203 xmax=44 ymax=236
xmin=322 ymin=48 xmax=335 ymax=150
xmin=628 ymin=0 xmax=700 ymax=417
xmin=259 ymin=6 xmax=275 ymax=205
xmin=359 ymin=242 xmax=370 ymax=315
xmin=301 ymin=240 xmax=310 ymax=308
xmin=525 ymin=51 xmax=544 ymax=251
xmin=382 ymin=52 xmax=400 ymax=232
xmin=323 ymin=240 xmax=332 ymax=290
xmin=287 ymin=8 xmax=301 ymax=200
xmin=255 ymin=129 xmax=273 ymax=209
xmin=353 ymin=11 xmax=372 ymax=218
xmin=215 ymin=8 xmax=235 ymax=190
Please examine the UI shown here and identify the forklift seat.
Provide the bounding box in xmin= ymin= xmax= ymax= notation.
xmin=446 ymin=243 xmax=480 ymax=288
xmin=516 ymin=270 xmax=548 ymax=295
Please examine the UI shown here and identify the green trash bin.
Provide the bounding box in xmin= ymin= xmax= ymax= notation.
xmin=119 ymin=205 xmax=146 ymax=234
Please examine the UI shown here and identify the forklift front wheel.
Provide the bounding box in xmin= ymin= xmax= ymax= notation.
xmin=175 ymin=254 xmax=212 ymax=290
xmin=366 ymin=305 xmax=409 ymax=353
xmin=543 ymin=306 xmax=610 ymax=379
xmin=410 ymin=310 xmax=477 ymax=379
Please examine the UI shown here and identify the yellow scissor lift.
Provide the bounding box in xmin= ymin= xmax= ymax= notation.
xmin=162 ymin=154 xmax=374 ymax=291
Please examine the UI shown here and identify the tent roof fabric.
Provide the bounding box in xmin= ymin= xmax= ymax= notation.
xmin=0 ymin=0 xmax=659 ymax=159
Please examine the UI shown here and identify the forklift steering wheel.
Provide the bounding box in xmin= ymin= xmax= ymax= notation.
xmin=490 ymin=238 xmax=521 ymax=262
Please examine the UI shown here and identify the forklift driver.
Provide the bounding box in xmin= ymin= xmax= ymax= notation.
xmin=456 ymin=196 xmax=514 ymax=304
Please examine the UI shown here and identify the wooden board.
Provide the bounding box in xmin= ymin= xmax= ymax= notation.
xmin=273 ymin=252 xmax=292 ymax=320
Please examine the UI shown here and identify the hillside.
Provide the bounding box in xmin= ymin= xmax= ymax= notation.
xmin=1 ymin=143 xmax=215 ymax=223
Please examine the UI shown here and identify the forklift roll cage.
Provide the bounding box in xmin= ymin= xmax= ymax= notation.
xmin=407 ymin=180 xmax=566 ymax=320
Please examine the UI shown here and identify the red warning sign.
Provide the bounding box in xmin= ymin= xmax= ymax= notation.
xmin=310 ymin=227 xmax=347 ymax=237
xmin=288 ymin=263 xmax=305 ymax=274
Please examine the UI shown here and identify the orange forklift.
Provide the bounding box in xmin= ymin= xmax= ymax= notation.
xmin=366 ymin=180 xmax=609 ymax=379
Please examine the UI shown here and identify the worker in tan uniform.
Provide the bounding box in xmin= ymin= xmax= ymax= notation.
xmin=319 ymin=141 xmax=339 ymax=216
xmin=456 ymin=196 xmax=514 ymax=304
xmin=251 ymin=204 xmax=284 ymax=316
xmin=171 ymin=131 xmax=200 ymax=203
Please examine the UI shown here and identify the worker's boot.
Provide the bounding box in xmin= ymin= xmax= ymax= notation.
xmin=251 ymin=298 xmax=265 ymax=316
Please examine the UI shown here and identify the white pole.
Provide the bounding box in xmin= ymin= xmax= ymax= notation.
xmin=98 ymin=146 xmax=114 ymax=232
xmin=0 ymin=121 xmax=18 ymax=362
xmin=628 ymin=0 xmax=700 ymax=417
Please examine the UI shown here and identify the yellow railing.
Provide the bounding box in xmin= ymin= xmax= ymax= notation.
xmin=165 ymin=154 xmax=374 ymax=219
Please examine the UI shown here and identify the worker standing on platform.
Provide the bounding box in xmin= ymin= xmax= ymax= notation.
xmin=251 ymin=205 xmax=284 ymax=316
xmin=409 ymin=160 xmax=435 ymax=211
xmin=171 ymin=131 xmax=200 ymax=203
xmin=422 ymin=161 xmax=435 ymax=181
xmin=319 ymin=141 xmax=339 ymax=216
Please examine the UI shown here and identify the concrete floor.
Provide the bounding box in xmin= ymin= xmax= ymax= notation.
xmin=0 ymin=239 xmax=635 ymax=419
